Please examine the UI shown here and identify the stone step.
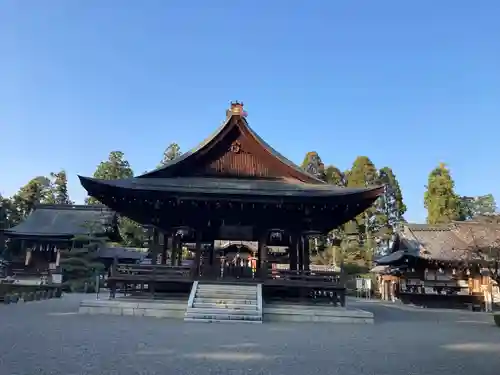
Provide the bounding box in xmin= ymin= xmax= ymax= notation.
xmin=185 ymin=311 xmax=262 ymax=321
xmin=187 ymin=307 xmax=260 ymax=316
xmin=194 ymin=297 xmax=257 ymax=305
xmin=192 ymin=302 xmax=258 ymax=310
xmin=195 ymin=291 xmax=256 ymax=298
xmin=197 ymin=284 xmax=257 ymax=291
xmin=184 ymin=317 xmax=262 ymax=324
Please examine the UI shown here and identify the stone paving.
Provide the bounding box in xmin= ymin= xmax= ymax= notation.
xmin=1 ymin=294 xmax=500 ymax=375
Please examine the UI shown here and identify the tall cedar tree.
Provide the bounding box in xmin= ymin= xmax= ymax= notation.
xmin=377 ymin=167 xmax=407 ymax=251
xmin=346 ymin=156 xmax=380 ymax=265
xmin=50 ymin=170 xmax=73 ymax=205
xmin=86 ymin=151 xmax=144 ymax=247
xmin=301 ymin=151 xmax=326 ymax=180
xmin=378 ymin=167 xmax=406 ymax=226
xmin=424 ymin=163 xmax=460 ymax=224
xmin=158 ymin=143 xmax=182 ymax=168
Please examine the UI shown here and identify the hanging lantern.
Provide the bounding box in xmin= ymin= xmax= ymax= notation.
xmin=452 ymin=268 xmax=456 ymax=275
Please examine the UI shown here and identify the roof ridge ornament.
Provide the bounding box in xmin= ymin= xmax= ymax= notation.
xmin=226 ymin=101 xmax=248 ymax=118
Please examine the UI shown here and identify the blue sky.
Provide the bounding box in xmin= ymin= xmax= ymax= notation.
xmin=1 ymin=1 xmax=499 ymax=223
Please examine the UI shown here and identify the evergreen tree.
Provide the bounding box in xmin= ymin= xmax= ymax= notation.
xmin=301 ymin=151 xmax=326 ymax=180
xmin=60 ymin=233 xmax=105 ymax=293
xmin=12 ymin=176 xmax=53 ymax=217
xmin=324 ymin=165 xmax=345 ymax=186
xmin=458 ymin=194 xmax=497 ymax=220
xmin=86 ymin=151 xmax=133 ymax=205
xmin=377 ymin=167 xmax=406 ymax=254
xmin=424 ymin=163 xmax=460 ymax=224
xmin=158 ymin=143 xmax=181 ymax=168
xmin=50 ymin=170 xmax=73 ymax=205
xmin=346 ymin=156 xmax=380 ymax=266
xmin=86 ymin=151 xmax=144 ymax=247
xmin=378 ymin=167 xmax=406 ymax=228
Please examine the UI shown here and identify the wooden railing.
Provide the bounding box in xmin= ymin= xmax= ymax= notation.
xmin=265 ymin=269 xmax=343 ymax=286
xmin=110 ymin=264 xmax=193 ymax=282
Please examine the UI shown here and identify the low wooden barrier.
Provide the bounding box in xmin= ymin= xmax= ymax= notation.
xmin=264 ymin=269 xmax=346 ymax=306
xmin=107 ymin=264 xmax=194 ymax=298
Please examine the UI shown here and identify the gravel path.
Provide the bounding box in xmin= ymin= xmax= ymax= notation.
xmin=1 ymin=294 xmax=499 ymax=375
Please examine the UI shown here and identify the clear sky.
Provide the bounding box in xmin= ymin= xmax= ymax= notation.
xmin=1 ymin=1 xmax=499 ymax=223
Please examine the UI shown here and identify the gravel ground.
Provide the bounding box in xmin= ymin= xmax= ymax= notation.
xmin=1 ymin=294 xmax=499 ymax=375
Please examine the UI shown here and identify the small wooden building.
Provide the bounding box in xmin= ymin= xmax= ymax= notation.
xmin=3 ymin=204 xmax=120 ymax=285
xmin=375 ymin=220 xmax=500 ymax=311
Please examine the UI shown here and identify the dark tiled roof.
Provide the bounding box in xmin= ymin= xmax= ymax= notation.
xmin=5 ymin=204 xmax=117 ymax=238
xmin=375 ymin=250 xmax=407 ymax=265
xmin=79 ymin=176 xmax=382 ymax=198
xmin=97 ymin=247 xmax=146 ymax=260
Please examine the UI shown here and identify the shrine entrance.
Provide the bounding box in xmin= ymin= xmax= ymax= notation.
xmin=199 ymin=242 xmax=259 ymax=282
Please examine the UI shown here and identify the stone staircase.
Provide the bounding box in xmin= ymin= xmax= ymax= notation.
xmin=184 ymin=281 xmax=262 ymax=323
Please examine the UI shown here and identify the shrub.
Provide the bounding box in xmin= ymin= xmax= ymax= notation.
xmin=494 ymin=314 xmax=500 ymax=327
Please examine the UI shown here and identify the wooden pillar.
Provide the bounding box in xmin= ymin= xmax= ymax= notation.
xmin=303 ymin=235 xmax=310 ymax=271
xmin=170 ymin=235 xmax=177 ymax=266
xmin=151 ymin=228 xmax=159 ymax=265
xmin=161 ymin=233 xmax=168 ymax=265
xmin=176 ymin=236 xmax=183 ymax=266
xmin=298 ymin=235 xmax=304 ymax=271
xmin=194 ymin=229 xmax=202 ymax=279
xmin=258 ymin=230 xmax=267 ymax=279
xmin=289 ymin=234 xmax=298 ymax=271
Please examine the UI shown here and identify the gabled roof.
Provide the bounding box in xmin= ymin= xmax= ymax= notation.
xmin=138 ymin=103 xmax=324 ymax=183
xmin=379 ymin=220 xmax=500 ymax=263
xmin=5 ymin=204 xmax=118 ymax=239
xmin=399 ymin=224 xmax=470 ymax=261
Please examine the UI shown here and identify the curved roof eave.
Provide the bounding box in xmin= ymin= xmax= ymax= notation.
xmin=78 ymin=175 xmax=384 ymax=199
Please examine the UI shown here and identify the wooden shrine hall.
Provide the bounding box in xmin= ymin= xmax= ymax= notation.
xmin=79 ymin=102 xmax=383 ymax=301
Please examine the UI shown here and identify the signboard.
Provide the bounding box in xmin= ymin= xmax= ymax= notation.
xmin=218 ymin=226 xmax=253 ymax=241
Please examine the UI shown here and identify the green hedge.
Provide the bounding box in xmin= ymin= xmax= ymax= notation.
xmin=494 ymin=314 xmax=500 ymax=327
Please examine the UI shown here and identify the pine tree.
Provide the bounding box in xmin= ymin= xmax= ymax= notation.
xmin=424 ymin=163 xmax=460 ymax=224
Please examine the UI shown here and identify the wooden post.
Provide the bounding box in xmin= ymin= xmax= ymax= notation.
xmin=298 ymin=235 xmax=304 ymax=271
xmin=303 ymin=235 xmax=310 ymax=271
xmin=258 ymin=230 xmax=267 ymax=280
xmin=194 ymin=229 xmax=202 ymax=279
xmin=161 ymin=233 xmax=168 ymax=265
xmin=176 ymin=235 xmax=183 ymax=266
xmin=289 ymin=234 xmax=298 ymax=271
xmin=170 ymin=235 xmax=177 ymax=266
xmin=151 ymin=228 xmax=159 ymax=265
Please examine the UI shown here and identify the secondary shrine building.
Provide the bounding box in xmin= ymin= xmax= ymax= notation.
xmin=79 ymin=102 xmax=383 ymax=284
